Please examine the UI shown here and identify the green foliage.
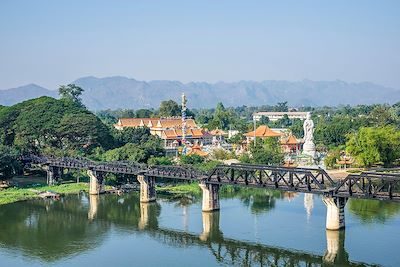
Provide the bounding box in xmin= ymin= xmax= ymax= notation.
xmin=148 ymin=156 xmax=173 ymax=166
xmin=248 ymin=137 xmax=284 ymax=165
xmin=194 ymin=160 xmax=221 ymax=172
xmin=158 ymin=100 xmax=180 ymax=117
xmin=0 ymin=183 xmax=88 ymax=205
xmin=102 ymin=136 xmax=164 ymax=163
xmin=135 ymin=109 xmax=154 ymax=118
xmin=0 ymin=97 xmax=112 ymax=155
xmin=324 ymin=148 xmax=341 ymax=169
xmin=112 ymin=127 xmax=153 ymax=147
xmin=211 ymin=148 xmax=232 ymax=160
xmin=180 ymin=154 xmax=204 ymax=165
xmin=346 ymin=126 xmax=400 ymax=167
xmin=273 ymin=102 xmax=288 ymax=112
xmin=226 ymin=134 xmax=243 ymax=145
xmin=58 ymin=84 xmax=84 ymax=105
xmin=0 ymin=145 xmax=21 ymax=180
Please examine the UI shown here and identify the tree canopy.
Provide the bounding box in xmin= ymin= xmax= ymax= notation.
xmin=346 ymin=126 xmax=400 ymax=167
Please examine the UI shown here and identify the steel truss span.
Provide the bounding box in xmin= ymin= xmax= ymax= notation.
xmin=23 ymin=155 xmax=400 ymax=202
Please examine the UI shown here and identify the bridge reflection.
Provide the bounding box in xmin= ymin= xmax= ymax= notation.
xmin=0 ymin=193 xmax=373 ymax=266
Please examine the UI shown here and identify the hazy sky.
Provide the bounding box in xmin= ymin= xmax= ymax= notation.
xmin=1 ymin=0 xmax=399 ymax=89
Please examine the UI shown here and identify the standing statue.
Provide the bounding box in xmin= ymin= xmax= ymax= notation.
xmin=303 ymin=113 xmax=314 ymax=143
xmin=302 ymin=112 xmax=316 ymax=158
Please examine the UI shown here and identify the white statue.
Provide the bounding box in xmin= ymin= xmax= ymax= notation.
xmin=303 ymin=112 xmax=314 ymax=143
xmin=302 ymin=112 xmax=316 ymax=158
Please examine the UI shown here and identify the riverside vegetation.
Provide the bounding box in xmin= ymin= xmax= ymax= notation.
xmin=1 ymin=84 xmax=400 ymax=205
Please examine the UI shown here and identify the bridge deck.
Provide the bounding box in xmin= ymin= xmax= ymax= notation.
xmin=24 ymin=155 xmax=400 ymax=202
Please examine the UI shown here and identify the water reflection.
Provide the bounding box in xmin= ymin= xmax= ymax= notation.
xmin=348 ymin=198 xmax=400 ymax=223
xmin=0 ymin=192 xmax=385 ymax=266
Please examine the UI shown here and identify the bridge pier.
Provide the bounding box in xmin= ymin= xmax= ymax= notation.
xmin=199 ymin=182 xmax=220 ymax=212
xmin=137 ymin=175 xmax=156 ymax=203
xmin=46 ymin=166 xmax=63 ymax=185
xmin=87 ymin=170 xmax=105 ymax=195
xmin=323 ymin=196 xmax=347 ymax=230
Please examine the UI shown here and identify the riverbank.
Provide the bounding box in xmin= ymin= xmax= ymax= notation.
xmin=0 ymin=183 xmax=88 ymax=205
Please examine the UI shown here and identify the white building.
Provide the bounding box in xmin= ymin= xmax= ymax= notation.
xmin=253 ymin=111 xmax=309 ymax=122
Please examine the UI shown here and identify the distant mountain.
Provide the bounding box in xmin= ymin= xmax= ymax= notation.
xmin=0 ymin=84 xmax=57 ymax=106
xmin=2 ymin=77 xmax=400 ymax=110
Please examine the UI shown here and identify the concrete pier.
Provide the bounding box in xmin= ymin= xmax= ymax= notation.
xmin=137 ymin=175 xmax=156 ymax=203
xmin=46 ymin=166 xmax=63 ymax=185
xmin=323 ymin=196 xmax=347 ymax=230
xmin=199 ymin=182 xmax=220 ymax=212
xmin=87 ymin=170 xmax=105 ymax=195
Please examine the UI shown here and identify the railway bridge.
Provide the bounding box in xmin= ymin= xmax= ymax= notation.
xmin=24 ymin=155 xmax=400 ymax=231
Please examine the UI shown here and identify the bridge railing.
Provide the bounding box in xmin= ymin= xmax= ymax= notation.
xmin=205 ymin=163 xmax=337 ymax=193
xmin=334 ymin=171 xmax=400 ymax=201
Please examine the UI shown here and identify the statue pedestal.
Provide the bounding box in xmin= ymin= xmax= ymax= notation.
xmin=303 ymin=141 xmax=316 ymax=158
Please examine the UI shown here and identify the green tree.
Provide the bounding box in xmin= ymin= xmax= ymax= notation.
xmin=112 ymin=127 xmax=152 ymax=147
xmin=135 ymin=109 xmax=154 ymax=118
xmin=0 ymin=145 xmax=21 ymax=179
xmin=159 ymin=100 xmax=180 ymax=117
xmin=180 ymin=154 xmax=204 ymax=165
xmin=346 ymin=126 xmax=400 ymax=167
xmin=274 ymin=102 xmax=288 ymax=112
xmin=249 ymin=137 xmax=284 ymax=165
xmin=148 ymin=156 xmax=173 ymax=166
xmin=58 ymin=84 xmax=84 ymax=105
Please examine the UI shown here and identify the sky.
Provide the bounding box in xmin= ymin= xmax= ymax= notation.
xmin=0 ymin=0 xmax=399 ymax=90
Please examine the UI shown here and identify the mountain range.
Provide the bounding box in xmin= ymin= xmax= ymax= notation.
xmin=1 ymin=76 xmax=399 ymax=110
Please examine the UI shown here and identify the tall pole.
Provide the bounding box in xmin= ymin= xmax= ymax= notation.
xmin=253 ymin=116 xmax=256 ymax=147
xmin=181 ymin=93 xmax=187 ymax=154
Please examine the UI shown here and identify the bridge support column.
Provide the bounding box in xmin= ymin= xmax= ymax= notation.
xmin=199 ymin=182 xmax=220 ymax=212
xmin=137 ymin=175 xmax=156 ymax=203
xmin=87 ymin=170 xmax=105 ymax=195
xmin=46 ymin=166 xmax=63 ymax=185
xmin=322 ymin=196 xmax=347 ymax=230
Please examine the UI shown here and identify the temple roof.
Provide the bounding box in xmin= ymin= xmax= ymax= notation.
xmin=115 ymin=117 xmax=197 ymax=129
xmin=162 ymin=128 xmax=205 ymax=139
xmin=281 ymin=134 xmax=301 ymax=145
xmin=244 ymin=125 xmax=282 ymax=138
xmin=187 ymin=144 xmax=208 ymax=157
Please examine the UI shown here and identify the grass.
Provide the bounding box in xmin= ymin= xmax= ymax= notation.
xmin=0 ymin=182 xmax=88 ymax=206
xmin=157 ymin=182 xmax=201 ymax=195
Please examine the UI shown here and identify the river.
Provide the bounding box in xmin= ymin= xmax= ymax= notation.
xmin=0 ymin=188 xmax=399 ymax=266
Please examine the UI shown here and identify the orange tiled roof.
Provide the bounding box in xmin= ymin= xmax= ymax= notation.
xmin=210 ymin=129 xmax=228 ymax=136
xmin=281 ymin=134 xmax=300 ymax=145
xmin=162 ymin=128 xmax=205 ymax=139
xmin=244 ymin=125 xmax=282 ymax=138
xmin=187 ymin=144 xmax=208 ymax=157
xmin=116 ymin=117 xmax=197 ymax=129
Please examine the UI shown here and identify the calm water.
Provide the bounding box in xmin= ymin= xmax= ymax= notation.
xmin=0 ymin=188 xmax=399 ymax=267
